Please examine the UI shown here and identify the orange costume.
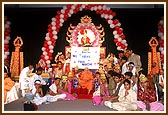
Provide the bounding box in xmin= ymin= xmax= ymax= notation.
xmin=4 ymin=77 xmax=15 ymax=102
xmin=78 ymin=67 xmax=93 ymax=94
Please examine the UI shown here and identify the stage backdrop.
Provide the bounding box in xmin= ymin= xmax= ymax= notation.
xmin=4 ymin=6 xmax=164 ymax=74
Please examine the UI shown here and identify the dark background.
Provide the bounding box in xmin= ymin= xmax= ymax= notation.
xmin=4 ymin=5 xmax=164 ymax=74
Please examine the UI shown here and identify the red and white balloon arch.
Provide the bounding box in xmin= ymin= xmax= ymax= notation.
xmin=40 ymin=4 xmax=128 ymax=69
xmin=4 ymin=17 xmax=11 ymax=61
xmin=157 ymin=16 xmax=164 ymax=67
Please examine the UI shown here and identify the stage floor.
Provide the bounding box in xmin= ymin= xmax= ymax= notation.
xmin=4 ymin=97 xmax=116 ymax=112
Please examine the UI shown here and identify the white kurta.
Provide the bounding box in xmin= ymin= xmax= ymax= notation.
xmin=112 ymin=88 xmax=137 ymax=111
xmin=19 ymin=67 xmax=34 ymax=90
xmin=45 ymin=83 xmax=66 ymax=102
xmin=29 ymin=74 xmax=46 ymax=90
xmin=105 ymin=88 xmax=137 ymax=111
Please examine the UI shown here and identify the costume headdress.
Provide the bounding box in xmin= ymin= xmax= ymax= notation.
xmin=139 ymin=73 xmax=148 ymax=82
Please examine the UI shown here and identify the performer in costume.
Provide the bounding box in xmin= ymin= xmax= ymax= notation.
xmin=137 ymin=74 xmax=164 ymax=111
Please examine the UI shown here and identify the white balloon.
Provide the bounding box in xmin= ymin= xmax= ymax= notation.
xmin=94 ymin=6 xmax=97 ymax=11
xmin=69 ymin=9 xmax=74 ymax=14
xmin=53 ymin=35 xmax=58 ymax=40
xmin=5 ymin=36 xmax=11 ymax=40
xmin=4 ymin=54 xmax=7 ymax=59
xmin=4 ymin=24 xmax=9 ymax=28
xmin=118 ymin=37 xmax=122 ymax=42
xmin=101 ymin=14 xmax=105 ymax=18
xmin=114 ymin=34 xmax=119 ymax=38
xmin=108 ymin=20 xmax=112 ymax=24
xmin=60 ymin=18 xmax=64 ymax=23
xmin=71 ymin=5 xmax=75 ymax=9
xmin=6 ymin=21 xmax=11 ymax=25
xmin=125 ymin=43 xmax=128 ymax=46
xmin=161 ymin=35 xmax=164 ymax=40
xmin=161 ymin=50 xmax=164 ymax=55
xmin=49 ymin=45 xmax=54 ymax=50
xmin=49 ymin=49 xmax=54 ymax=53
xmin=52 ymin=26 xmax=56 ymax=31
xmin=113 ymin=30 xmax=117 ymax=35
xmin=47 ymin=41 xmax=52 ymax=45
xmin=90 ymin=7 xmax=94 ymax=11
xmin=159 ymin=20 xmax=164 ymax=25
xmin=60 ymin=23 xmax=63 ymax=27
xmin=4 ymin=39 xmax=9 ymax=44
xmin=45 ymin=55 xmax=49 ymax=60
xmin=41 ymin=47 xmax=46 ymax=51
xmin=104 ymin=14 xmax=108 ymax=19
xmin=106 ymin=7 xmax=110 ymax=11
xmin=102 ymin=5 xmax=107 ymax=10
xmin=61 ymin=9 xmax=65 ymax=14
xmin=98 ymin=6 xmax=102 ymax=10
xmin=52 ymin=17 xmax=56 ymax=22
xmin=52 ymin=30 xmax=57 ymax=35
xmin=110 ymin=24 xmax=115 ymax=28
xmin=159 ymin=47 xmax=163 ymax=51
xmin=46 ymin=33 xmax=49 ymax=37
xmin=51 ymin=21 xmax=56 ymax=26
xmin=45 ymin=37 xmax=50 ymax=41
xmin=46 ymin=60 xmax=51 ymax=64
xmin=121 ymin=40 xmax=126 ymax=44
xmin=116 ymin=23 xmax=121 ymax=27
xmin=43 ymin=51 xmax=47 ymax=56
xmin=60 ymin=14 xmax=64 ymax=19
xmin=5 ymin=51 xmax=10 ymax=55
xmin=117 ymin=46 xmax=121 ymax=50
xmin=81 ymin=4 xmax=86 ymax=8
xmin=109 ymin=15 xmax=113 ymax=19
xmin=158 ymin=32 xmax=163 ymax=37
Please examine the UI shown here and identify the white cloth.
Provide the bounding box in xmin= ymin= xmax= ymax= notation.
xmin=19 ymin=67 xmax=34 ymax=90
xmin=45 ymin=94 xmax=66 ymax=102
xmin=49 ymin=83 xmax=58 ymax=94
xmin=5 ymin=83 xmax=19 ymax=104
xmin=113 ymin=82 xmax=124 ymax=95
xmin=32 ymin=92 xmax=47 ymax=105
xmin=121 ymin=62 xmax=129 ymax=75
xmin=29 ymin=74 xmax=46 ymax=90
xmin=105 ymin=88 xmax=137 ymax=111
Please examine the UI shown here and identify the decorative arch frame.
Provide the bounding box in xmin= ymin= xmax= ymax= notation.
xmin=40 ymin=4 xmax=128 ymax=69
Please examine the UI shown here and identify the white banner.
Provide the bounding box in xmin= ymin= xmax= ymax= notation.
xmin=70 ymin=47 xmax=100 ymax=69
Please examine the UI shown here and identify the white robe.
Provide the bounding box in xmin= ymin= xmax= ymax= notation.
xmin=29 ymin=74 xmax=46 ymax=90
xmin=45 ymin=83 xmax=66 ymax=102
xmin=19 ymin=67 xmax=34 ymax=90
xmin=105 ymin=88 xmax=137 ymax=111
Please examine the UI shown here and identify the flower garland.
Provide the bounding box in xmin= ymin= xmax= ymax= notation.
xmin=4 ymin=16 xmax=11 ymax=61
xmin=40 ymin=4 xmax=128 ymax=69
xmin=157 ymin=16 xmax=164 ymax=67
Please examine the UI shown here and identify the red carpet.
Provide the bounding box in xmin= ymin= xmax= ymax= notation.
xmin=71 ymin=88 xmax=94 ymax=99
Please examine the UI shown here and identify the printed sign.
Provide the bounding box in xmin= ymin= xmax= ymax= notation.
xmin=70 ymin=47 xmax=100 ymax=69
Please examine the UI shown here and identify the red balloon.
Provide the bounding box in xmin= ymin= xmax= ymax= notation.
xmin=49 ymin=57 xmax=53 ymax=60
xmin=113 ymin=19 xmax=118 ymax=25
xmin=120 ymin=34 xmax=125 ymax=39
xmin=115 ymin=26 xmax=120 ymax=31
xmin=160 ymin=54 xmax=164 ymax=58
xmin=44 ymin=43 xmax=48 ymax=48
xmin=117 ymin=29 xmax=123 ymax=35
xmin=117 ymin=42 xmax=122 ymax=46
xmin=114 ymin=38 xmax=118 ymax=43
xmin=121 ymin=44 xmax=126 ymax=49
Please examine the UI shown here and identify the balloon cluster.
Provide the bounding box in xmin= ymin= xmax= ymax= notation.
xmin=158 ymin=16 xmax=164 ymax=66
xmin=40 ymin=4 xmax=128 ymax=69
xmin=4 ymin=16 xmax=11 ymax=61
